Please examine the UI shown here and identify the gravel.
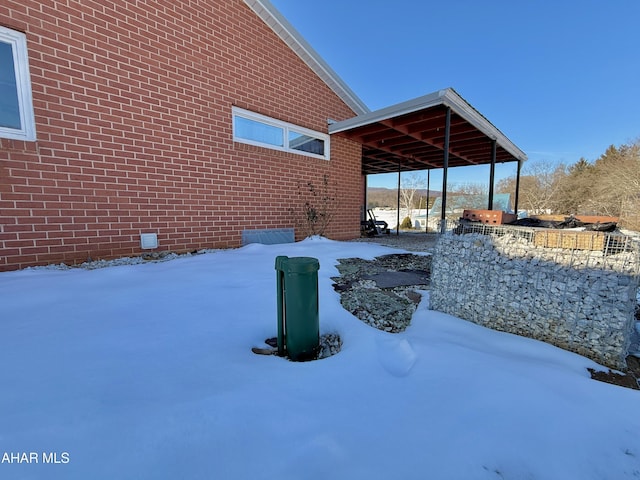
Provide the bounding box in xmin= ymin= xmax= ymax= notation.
xmin=24 ymin=249 xmax=222 ymax=271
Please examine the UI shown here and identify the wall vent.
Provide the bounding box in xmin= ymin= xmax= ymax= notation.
xmin=140 ymin=233 xmax=158 ymax=249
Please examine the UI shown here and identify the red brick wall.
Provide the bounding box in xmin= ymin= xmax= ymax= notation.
xmin=0 ymin=0 xmax=364 ymax=271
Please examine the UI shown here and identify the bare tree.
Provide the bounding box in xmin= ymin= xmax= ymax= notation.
xmin=526 ymin=161 xmax=567 ymax=214
xmin=497 ymin=140 xmax=640 ymax=230
xmin=399 ymin=171 xmax=425 ymax=222
xmin=449 ymin=182 xmax=488 ymax=195
xmin=497 ymin=160 xmax=566 ymax=214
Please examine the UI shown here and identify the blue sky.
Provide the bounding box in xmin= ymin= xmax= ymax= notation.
xmin=270 ymin=0 xmax=640 ymax=189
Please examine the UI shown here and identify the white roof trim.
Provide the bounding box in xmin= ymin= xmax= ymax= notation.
xmin=244 ymin=0 xmax=370 ymax=116
xmin=329 ymin=88 xmax=527 ymax=162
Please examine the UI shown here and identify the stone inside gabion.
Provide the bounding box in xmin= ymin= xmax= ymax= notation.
xmin=430 ymin=232 xmax=640 ymax=370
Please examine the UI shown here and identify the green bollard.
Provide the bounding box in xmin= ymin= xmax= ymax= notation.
xmin=274 ymin=256 xmax=320 ymax=361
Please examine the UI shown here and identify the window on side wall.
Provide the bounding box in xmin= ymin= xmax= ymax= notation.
xmin=232 ymin=107 xmax=329 ymax=160
xmin=0 ymin=26 xmax=36 ymax=141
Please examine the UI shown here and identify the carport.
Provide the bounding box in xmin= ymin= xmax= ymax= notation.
xmin=328 ymin=88 xmax=527 ymax=232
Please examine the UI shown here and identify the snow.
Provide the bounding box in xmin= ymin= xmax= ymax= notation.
xmin=370 ymin=207 xmax=411 ymax=230
xmin=1 ymin=237 xmax=639 ymax=479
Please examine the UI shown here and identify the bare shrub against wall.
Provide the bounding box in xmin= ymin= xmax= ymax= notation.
xmin=290 ymin=174 xmax=338 ymax=238
xmin=430 ymin=230 xmax=640 ymax=369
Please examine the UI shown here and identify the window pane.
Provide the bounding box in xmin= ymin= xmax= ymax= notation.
xmin=289 ymin=131 xmax=325 ymax=156
xmin=234 ymin=115 xmax=283 ymax=147
xmin=0 ymin=41 xmax=21 ymax=129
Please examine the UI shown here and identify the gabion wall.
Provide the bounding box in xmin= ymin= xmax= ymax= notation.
xmin=430 ymin=232 xmax=640 ymax=369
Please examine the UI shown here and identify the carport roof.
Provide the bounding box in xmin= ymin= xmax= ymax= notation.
xmin=329 ymin=88 xmax=527 ymax=175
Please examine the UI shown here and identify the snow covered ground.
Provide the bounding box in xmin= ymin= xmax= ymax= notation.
xmin=370 ymin=207 xmax=416 ymax=230
xmin=1 ymin=237 xmax=639 ymax=479
xmin=370 ymin=208 xmax=441 ymax=231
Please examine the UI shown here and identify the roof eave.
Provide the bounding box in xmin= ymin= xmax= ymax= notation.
xmin=244 ymin=0 xmax=370 ymax=116
xmin=329 ymin=87 xmax=527 ymax=163
xmin=441 ymin=89 xmax=527 ymax=163
xmin=328 ymin=89 xmax=448 ymax=134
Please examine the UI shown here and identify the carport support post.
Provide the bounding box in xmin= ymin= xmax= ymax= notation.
xmin=363 ymin=174 xmax=368 ymax=224
xmin=396 ymin=160 xmax=401 ymax=236
xmin=488 ymin=139 xmax=496 ymax=210
xmin=514 ymin=159 xmax=522 ymax=214
xmin=425 ymin=169 xmax=430 ymax=233
xmin=440 ymin=107 xmax=451 ymax=234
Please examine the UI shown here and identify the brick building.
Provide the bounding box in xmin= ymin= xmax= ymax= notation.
xmin=0 ymin=0 xmax=371 ymax=271
xmin=0 ymin=0 xmax=526 ymax=271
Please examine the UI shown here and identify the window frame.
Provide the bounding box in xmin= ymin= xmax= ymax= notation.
xmin=232 ymin=107 xmax=329 ymax=160
xmin=0 ymin=26 xmax=36 ymax=141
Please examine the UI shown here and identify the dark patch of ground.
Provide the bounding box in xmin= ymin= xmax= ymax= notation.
xmin=589 ymin=356 xmax=640 ymax=390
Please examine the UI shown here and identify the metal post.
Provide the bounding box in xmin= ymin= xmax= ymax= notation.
xmin=514 ymin=159 xmax=522 ymax=214
xmin=440 ymin=107 xmax=451 ymax=234
xmin=396 ymin=161 xmax=401 ymax=236
xmin=488 ymin=139 xmax=496 ymax=210
xmin=425 ymin=169 xmax=430 ymax=233
xmin=363 ymin=174 xmax=368 ymax=223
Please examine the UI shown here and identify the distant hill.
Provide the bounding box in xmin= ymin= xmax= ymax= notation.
xmin=367 ymin=187 xmax=442 ymax=209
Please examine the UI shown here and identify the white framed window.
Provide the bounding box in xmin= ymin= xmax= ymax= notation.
xmin=0 ymin=26 xmax=36 ymax=141
xmin=232 ymin=107 xmax=329 ymax=160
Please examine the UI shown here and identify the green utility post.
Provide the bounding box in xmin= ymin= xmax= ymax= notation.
xmin=275 ymin=256 xmax=320 ymax=361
